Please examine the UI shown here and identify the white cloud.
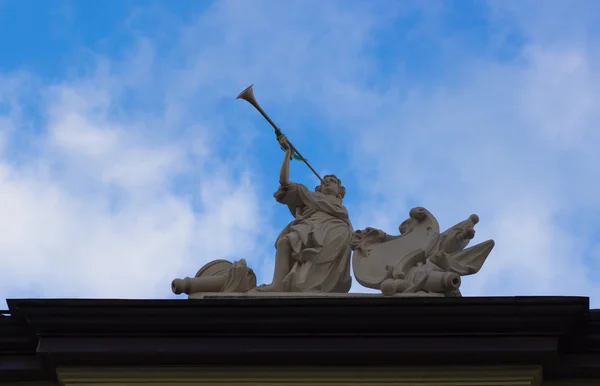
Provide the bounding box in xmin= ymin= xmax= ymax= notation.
xmin=0 ymin=48 xmax=268 ymax=300
xmin=332 ymin=6 xmax=600 ymax=302
xmin=519 ymin=47 xmax=598 ymax=147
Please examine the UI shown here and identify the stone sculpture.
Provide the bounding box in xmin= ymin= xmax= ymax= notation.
xmin=170 ymin=84 xmax=495 ymax=298
xmin=171 ymin=259 xmax=256 ymax=295
xmin=351 ymin=207 xmax=495 ymax=297
xmin=171 ymin=137 xmax=353 ymax=297
xmin=251 ymin=136 xmax=353 ymax=293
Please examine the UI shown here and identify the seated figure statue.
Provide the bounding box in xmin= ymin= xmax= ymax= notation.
xmin=253 ymin=136 xmax=353 ymax=293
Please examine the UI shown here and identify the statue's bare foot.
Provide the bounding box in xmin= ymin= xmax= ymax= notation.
xmin=250 ymin=283 xmax=283 ymax=292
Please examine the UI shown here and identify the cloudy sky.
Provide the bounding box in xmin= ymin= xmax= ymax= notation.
xmin=1 ymin=0 xmax=599 ymax=306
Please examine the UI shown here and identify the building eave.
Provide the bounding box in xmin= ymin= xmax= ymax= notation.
xmin=1 ymin=296 xmax=599 ymax=382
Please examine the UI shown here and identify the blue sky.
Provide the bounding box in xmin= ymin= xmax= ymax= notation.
xmin=1 ymin=0 xmax=599 ymax=306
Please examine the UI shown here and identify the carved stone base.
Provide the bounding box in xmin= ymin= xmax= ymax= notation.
xmin=188 ymin=292 xmax=445 ymax=299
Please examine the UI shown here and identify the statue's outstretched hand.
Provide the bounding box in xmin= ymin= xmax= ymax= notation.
xmin=277 ymin=134 xmax=290 ymax=150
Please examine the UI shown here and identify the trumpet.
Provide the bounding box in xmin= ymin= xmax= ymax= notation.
xmin=236 ymin=84 xmax=323 ymax=183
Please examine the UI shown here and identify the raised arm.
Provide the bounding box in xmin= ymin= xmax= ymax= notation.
xmin=274 ymin=150 xmax=300 ymax=218
xmin=278 ymin=135 xmax=292 ymax=186
xmin=274 ymin=135 xmax=301 ymax=216
xmin=279 ymin=147 xmax=292 ymax=186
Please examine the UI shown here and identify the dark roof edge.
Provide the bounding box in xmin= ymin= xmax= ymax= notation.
xmin=4 ymin=296 xmax=592 ymax=337
xmin=0 ymin=296 xmax=599 ymax=381
xmin=5 ymin=295 xmax=592 ymax=308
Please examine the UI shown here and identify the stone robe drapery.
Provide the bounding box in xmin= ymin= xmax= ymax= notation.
xmin=275 ymin=182 xmax=353 ymax=293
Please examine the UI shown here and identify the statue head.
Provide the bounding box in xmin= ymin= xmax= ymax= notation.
xmin=315 ymin=174 xmax=346 ymax=200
